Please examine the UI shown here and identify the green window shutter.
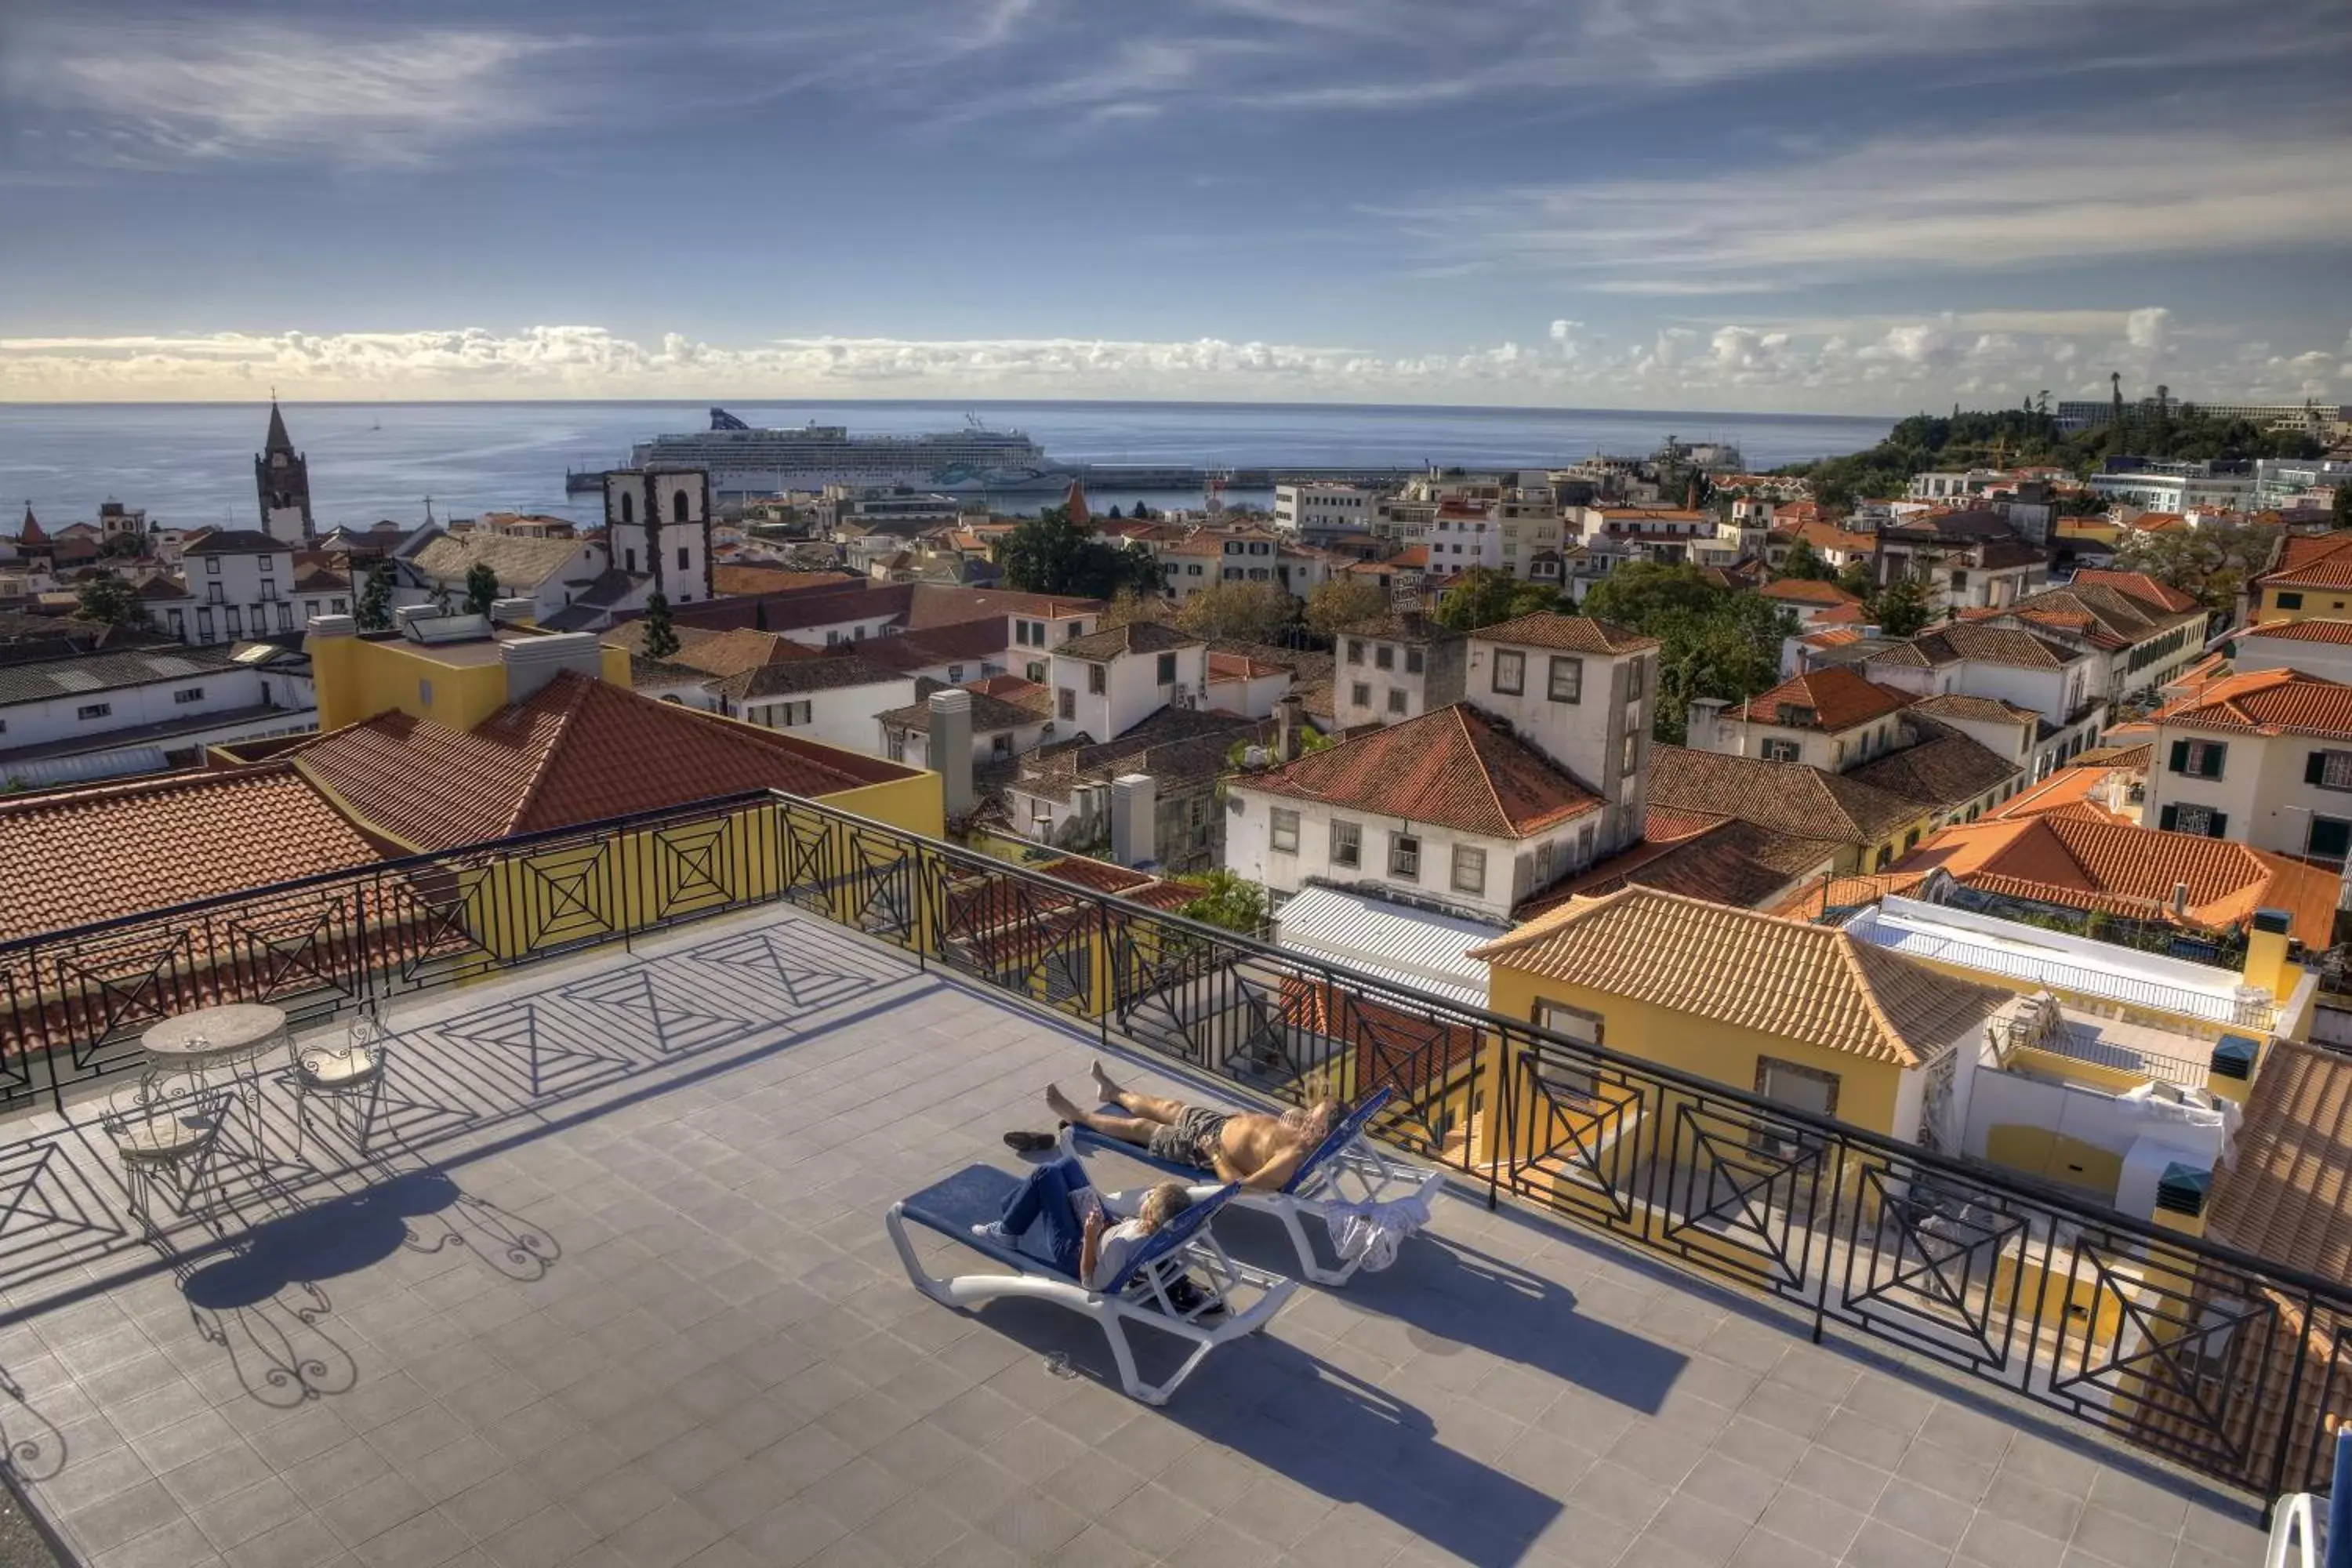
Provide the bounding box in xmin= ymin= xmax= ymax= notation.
xmin=2169 ymin=739 xmax=2190 ymax=774
xmin=2309 ymin=751 xmax=2328 ymax=786
xmin=2207 ymin=811 xmax=2228 ymax=838
xmin=2159 ymin=804 xmax=2178 ymax=830
xmin=2203 ymin=743 xmax=2227 ymax=779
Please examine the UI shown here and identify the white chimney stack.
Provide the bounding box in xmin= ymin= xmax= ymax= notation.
xmin=927 ymin=689 xmax=975 ymax=816
xmin=1110 ymin=774 xmax=1156 ymax=868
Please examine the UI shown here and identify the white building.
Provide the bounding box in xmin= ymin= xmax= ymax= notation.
xmin=708 ymin=655 xmax=917 ymax=755
xmin=399 ymin=529 xmax=615 ymax=627
xmin=0 ymin=643 xmax=317 ymax=789
xmin=1424 ymin=503 xmax=1502 ymax=579
xmin=1685 ymin=667 xmax=1911 ymax=772
xmin=1047 ymin=622 xmax=1207 ymax=742
xmin=601 ymin=467 xmax=715 ymax=604
xmin=876 ymin=677 xmax=1054 ymax=768
xmin=1853 ymin=623 xmax=2102 ymax=779
xmin=2144 ymin=667 xmax=2352 ymax=864
xmin=180 ymin=530 xmax=306 ymax=644
xmin=2089 ymin=462 xmax=2258 ymax=514
xmin=2253 ymin=457 xmax=2352 ymax=510
xmin=1333 ymin=615 xmax=1467 ymax=729
xmin=2230 ymin=620 xmax=2352 ymax=684
xmin=1272 ymin=484 xmax=1377 ymax=535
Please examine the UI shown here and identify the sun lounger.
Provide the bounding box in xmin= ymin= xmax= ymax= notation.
xmin=1069 ymin=1086 xmax=1447 ymax=1285
xmin=885 ymin=1163 xmax=1295 ymax=1405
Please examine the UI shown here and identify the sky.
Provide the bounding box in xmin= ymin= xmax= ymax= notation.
xmin=1 ymin=0 xmax=2347 ymax=414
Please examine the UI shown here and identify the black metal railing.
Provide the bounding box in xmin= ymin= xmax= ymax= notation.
xmin=1 ymin=787 xmax=2345 ymax=1502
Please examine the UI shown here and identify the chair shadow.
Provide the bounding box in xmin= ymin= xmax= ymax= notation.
xmin=968 ymin=1299 xmax=1562 ymax=1566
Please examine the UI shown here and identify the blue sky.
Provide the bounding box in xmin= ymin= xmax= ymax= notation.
xmin=2 ymin=0 xmax=2347 ymax=412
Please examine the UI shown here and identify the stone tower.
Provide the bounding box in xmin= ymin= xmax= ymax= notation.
xmin=255 ymin=398 xmax=314 ymax=545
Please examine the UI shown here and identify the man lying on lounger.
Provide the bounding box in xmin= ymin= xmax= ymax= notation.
xmin=1030 ymin=1061 xmax=1340 ymax=1192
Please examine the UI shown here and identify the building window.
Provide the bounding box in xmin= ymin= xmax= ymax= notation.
xmin=677 ymin=546 xmax=690 ymax=572
xmin=620 ymin=492 xmax=634 ymax=526
xmin=205 ymin=557 xmax=220 ymax=575
xmin=2277 ymin=592 xmax=2304 ymax=610
xmin=1625 ymin=659 xmax=1644 ymax=701
xmin=768 ymin=700 xmax=813 ymax=728
xmin=1492 ymin=650 xmax=1525 ymax=695
xmin=1330 ymin=819 xmax=1361 ymax=867
xmin=2164 ymin=802 xmax=2226 ymax=837
xmin=1622 ymin=731 xmax=1637 ymax=774
xmin=1532 ymin=1000 xmax=1603 ymax=1099
xmin=207 ymin=583 xmax=224 ymax=604
xmin=1345 ymin=640 xmax=1364 ymax=665
xmin=886 ymin=732 xmax=906 ymax=764
xmin=1027 ymin=661 xmax=1047 ymax=683
xmin=673 ymin=490 xmax=690 ymax=524
xmin=1761 ymin=738 xmax=1801 ymax=763
xmin=2307 ymin=750 xmax=2352 ymax=791
xmin=1950 ymin=569 xmax=1969 ymax=590
xmin=225 ymin=607 xmax=241 ymax=636
xmin=1406 ymin=647 xmax=1425 ymax=674
xmin=1755 ymin=1056 xmax=1841 ymax=1120
xmin=991 ymin=732 xmax=1012 ymax=759
xmin=1450 ymin=844 xmax=1486 ymax=895
xmin=76 ymin=702 xmax=112 ymax=721
xmin=1270 ymin=808 xmax=1300 ymax=853
xmin=1389 ymin=833 xmax=1420 ymax=880
xmin=1386 ymin=688 xmax=1408 ymax=716
xmin=2169 ymin=739 xmax=2227 ymax=779
xmin=1156 ymin=652 xmax=1178 ymax=685
xmin=625 ymin=548 xmax=637 ymax=574
xmin=1375 ymin=644 xmax=1395 ymax=670
xmin=1352 ymin=682 xmax=1371 ymax=708
xmin=1058 ymin=688 xmax=1076 ymax=720
xmin=1548 ymin=657 xmax=1582 ymax=703
xmin=2310 ymin=817 xmax=2352 ymax=862
xmin=173 ymin=687 xmax=204 ymax=705
xmin=1087 ymin=664 xmax=1107 ymax=695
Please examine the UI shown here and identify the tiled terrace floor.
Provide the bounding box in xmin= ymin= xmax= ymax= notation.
xmin=0 ymin=906 xmax=2269 ymax=1568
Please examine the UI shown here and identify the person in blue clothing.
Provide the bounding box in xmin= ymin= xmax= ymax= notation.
xmin=986 ymin=1156 xmax=1196 ymax=1291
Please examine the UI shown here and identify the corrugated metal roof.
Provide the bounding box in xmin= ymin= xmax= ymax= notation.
xmin=1272 ymin=884 xmax=1501 ymax=1008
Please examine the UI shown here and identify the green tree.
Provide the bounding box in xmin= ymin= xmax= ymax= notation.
xmin=1834 ymin=559 xmax=1877 ymax=601
xmin=461 ymin=562 xmax=501 ymax=616
xmin=1175 ymin=869 xmax=1269 ymax=935
xmin=641 ymin=591 xmax=681 ymax=659
xmin=1431 ymin=567 xmax=1560 ymax=631
xmin=2114 ymin=522 xmax=2275 ymax=615
xmin=996 ymin=510 xmax=1163 ymax=600
xmin=356 ymin=561 xmax=396 ymax=631
xmin=1777 ymin=539 xmax=1831 ymax=581
xmin=74 ymin=573 xmax=144 ymax=629
xmin=1579 ymin=562 xmax=1797 ymax=744
xmin=1873 ymin=576 xmax=1933 ymax=637
xmin=1302 ymin=575 xmax=1389 ymax=638
xmin=2333 ymin=484 xmax=2352 ymax=529
xmin=1174 ymin=581 xmax=1293 ymax=644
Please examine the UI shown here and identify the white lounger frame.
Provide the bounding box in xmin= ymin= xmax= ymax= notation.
xmin=884 ymin=1202 xmax=1296 ymax=1405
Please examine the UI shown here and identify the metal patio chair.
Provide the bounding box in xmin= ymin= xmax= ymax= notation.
xmin=101 ymin=1081 xmax=233 ymax=1232
xmin=282 ymin=1003 xmax=392 ymax=1157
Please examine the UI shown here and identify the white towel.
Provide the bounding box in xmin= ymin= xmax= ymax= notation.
xmin=1322 ymin=1192 xmax=1432 ymax=1274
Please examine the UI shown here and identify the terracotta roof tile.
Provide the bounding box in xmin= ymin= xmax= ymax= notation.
xmin=1873 ymin=623 xmax=2078 ymax=671
xmin=1468 ymin=612 xmax=1659 ymax=655
xmin=1844 ymin=729 xmax=2020 ymax=811
xmin=2258 ymin=532 xmax=2352 ymax=590
xmin=1235 ymin=702 xmax=1602 ymax=839
xmin=2240 ymin=619 xmax=2352 ymax=646
xmin=1759 ymin=579 xmax=1864 ymax=607
xmin=605 ymin=623 xmax=815 ymax=678
xmin=1730 ymin=667 xmax=1909 ymax=731
xmin=1893 ymin=814 xmax=2339 ymax=946
xmin=1530 ymin=818 xmax=1839 ymax=915
xmin=2067 ymin=568 xmax=2201 ymax=614
xmin=2211 ymin=1040 xmax=2352 ymax=1282
xmin=0 ymin=766 xmax=384 ymax=938
xmin=1058 ymin=622 xmax=1203 ymax=660
xmin=2152 ymin=667 xmax=2352 ymax=740
xmin=1910 ymin=693 xmax=2038 ymax=727
xmin=285 ymin=671 xmax=915 ymax=851
xmin=1469 ymin=887 xmax=2009 ymax=1068
xmin=1650 ymin=746 xmax=1925 ymax=847
xmin=709 ymin=564 xmax=859 ymax=597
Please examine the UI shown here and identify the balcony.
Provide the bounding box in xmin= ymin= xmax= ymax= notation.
xmin=0 ymin=795 xmax=2328 ymax=1567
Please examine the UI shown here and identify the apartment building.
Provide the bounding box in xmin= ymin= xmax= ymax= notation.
xmin=2145 ymin=667 xmax=2352 ymax=862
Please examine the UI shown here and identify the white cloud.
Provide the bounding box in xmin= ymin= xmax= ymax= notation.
xmin=1399 ymin=123 xmax=2352 ymax=287
xmin=3 ymin=20 xmax=573 ymax=167
xmin=1 ymin=314 xmax=2343 ymax=412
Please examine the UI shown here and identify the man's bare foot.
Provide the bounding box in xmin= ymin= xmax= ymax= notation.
xmin=1044 ymin=1083 xmax=1084 ymax=1123
xmin=1090 ymin=1060 xmax=1120 ymax=1105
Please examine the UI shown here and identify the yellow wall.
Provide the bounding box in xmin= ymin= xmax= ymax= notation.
xmin=306 ymin=629 xmax=633 ymax=733
xmin=1483 ymin=961 xmax=1911 ymax=1140
xmin=1981 ymin=1123 xmax=2126 ymax=1202
xmin=2258 ymin=586 xmax=2352 ymax=622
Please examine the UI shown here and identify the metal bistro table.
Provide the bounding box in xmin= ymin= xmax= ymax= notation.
xmin=139 ymin=1003 xmax=290 ymax=1142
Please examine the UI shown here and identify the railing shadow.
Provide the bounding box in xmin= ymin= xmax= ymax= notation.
xmin=0 ymin=1363 xmax=65 ymax=1483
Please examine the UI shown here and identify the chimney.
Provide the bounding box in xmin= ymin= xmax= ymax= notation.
xmin=1687 ymin=696 xmax=1729 ymax=750
xmin=1276 ymin=693 xmax=1304 ymax=762
xmin=2242 ymin=906 xmax=2298 ymax=1003
xmin=499 ymin=633 xmax=607 ymax=705
xmin=927 ymin=688 xmax=975 ymax=816
xmin=488 ymin=597 xmax=536 ymax=626
xmin=1110 ymin=773 xmax=1156 ymax=868
xmin=2170 ymin=881 xmax=2190 ymax=917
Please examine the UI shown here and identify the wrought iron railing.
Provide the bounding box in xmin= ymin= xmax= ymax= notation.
xmin=0 ymin=787 xmax=2345 ymax=1504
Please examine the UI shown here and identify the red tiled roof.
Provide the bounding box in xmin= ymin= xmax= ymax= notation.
xmin=1759 ymin=579 xmax=1863 ymax=607
xmin=1732 ymin=667 xmax=1909 ymax=731
xmin=1470 ymin=612 xmax=1659 ymax=655
xmin=1208 ymin=651 xmax=1286 ymax=681
xmin=2152 ymin=667 xmax=2352 ymax=740
xmin=1235 ymin=702 xmax=1602 ymax=839
xmin=0 ymin=767 xmax=386 ymax=939
xmin=1893 ymin=814 xmax=2338 ymax=946
xmin=2241 ymin=619 xmax=2352 ymax=646
xmin=2067 ymin=569 xmax=2201 ymax=614
xmin=285 ymin=671 xmax=916 ymax=851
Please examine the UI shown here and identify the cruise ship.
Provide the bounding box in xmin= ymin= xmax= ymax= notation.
xmin=629 ymin=409 xmax=1076 ymax=496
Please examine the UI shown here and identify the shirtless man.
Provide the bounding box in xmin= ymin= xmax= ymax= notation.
xmin=1044 ymin=1061 xmax=1339 ymax=1192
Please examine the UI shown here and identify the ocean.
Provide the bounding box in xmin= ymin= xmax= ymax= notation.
xmin=0 ymin=399 xmax=1893 ymax=532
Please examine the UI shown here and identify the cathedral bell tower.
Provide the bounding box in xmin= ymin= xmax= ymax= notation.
xmin=255 ymin=397 xmax=314 ymax=545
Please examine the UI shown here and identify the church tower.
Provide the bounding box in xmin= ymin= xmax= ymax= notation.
xmin=255 ymin=398 xmax=314 ymax=545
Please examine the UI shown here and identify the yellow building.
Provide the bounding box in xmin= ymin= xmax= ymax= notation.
xmin=2249 ymin=532 xmax=2352 ymax=622
xmin=1472 ymin=887 xmax=2012 ymax=1147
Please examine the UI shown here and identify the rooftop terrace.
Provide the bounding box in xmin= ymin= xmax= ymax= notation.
xmin=0 ymin=793 xmax=2332 ymax=1568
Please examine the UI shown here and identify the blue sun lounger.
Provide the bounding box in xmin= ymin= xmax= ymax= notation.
xmin=886 ymin=1164 xmax=1295 ymax=1406
xmin=1068 ymin=1085 xmax=1447 ymax=1287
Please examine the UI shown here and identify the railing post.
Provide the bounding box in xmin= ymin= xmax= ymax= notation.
xmin=1095 ymin=896 xmax=1111 ymax=1049
xmin=1812 ymin=1133 xmax=1844 ymax=1345
xmin=2262 ymin=1283 xmax=2319 ymax=1508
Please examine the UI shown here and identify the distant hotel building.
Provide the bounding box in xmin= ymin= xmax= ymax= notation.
xmin=2054 ymin=397 xmax=2349 ymax=437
